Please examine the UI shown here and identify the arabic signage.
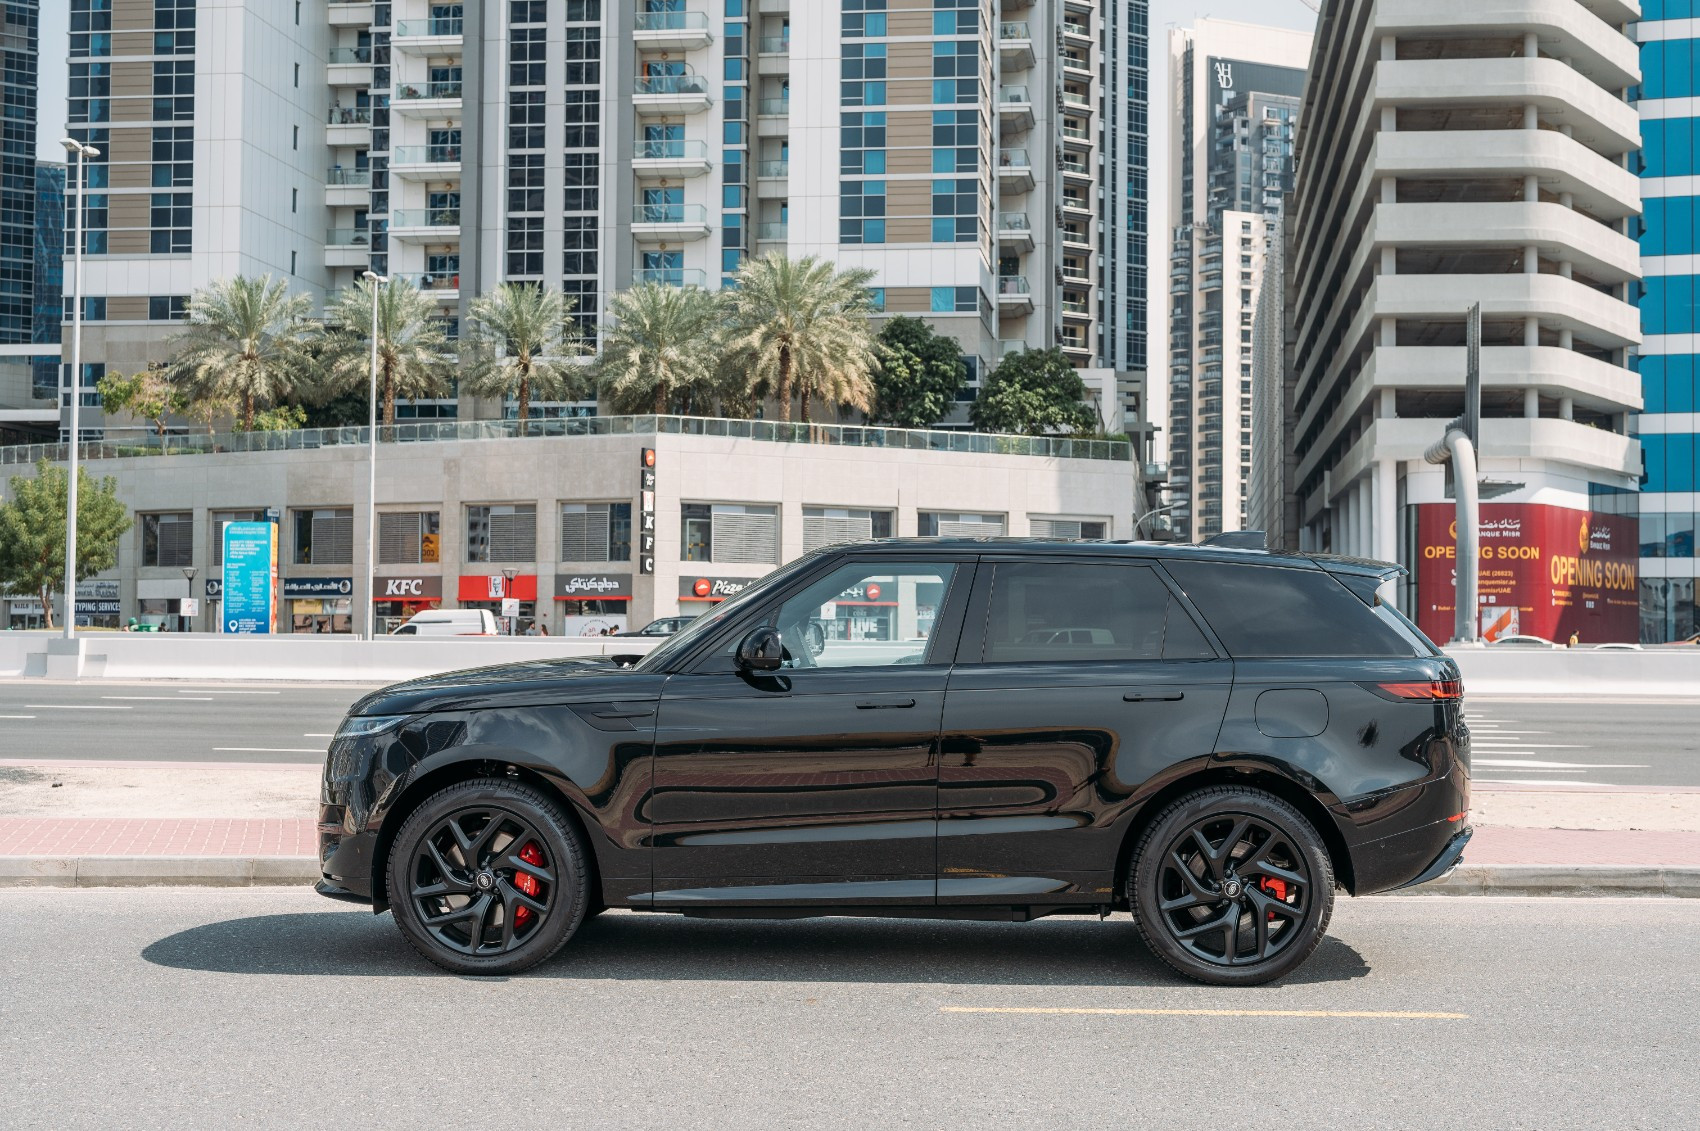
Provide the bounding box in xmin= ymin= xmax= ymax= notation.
xmin=282 ymin=577 xmax=354 ymax=599
xmin=638 ymin=447 xmax=657 ymax=575
xmin=222 ymin=521 xmax=278 ymax=634
xmin=679 ymin=575 xmax=758 ymax=602
xmin=373 ymin=575 xmax=443 ymax=602
xmin=554 ymin=573 xmax=633 ymax=600
xmin=1413 ymin=503 xmax=1638 ymax=644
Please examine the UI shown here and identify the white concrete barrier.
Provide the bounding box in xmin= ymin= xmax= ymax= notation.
xmin=2 ymin=631 xmax=1695 ymax=695
xmin=0 ymin=632 xmax=659 ymax=684
xmin=1445 ymin=646 xmax=1700 ymax=698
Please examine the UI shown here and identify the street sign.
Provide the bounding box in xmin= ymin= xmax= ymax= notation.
xmin=501 ymin=597 xmax=520 ymax=618
xmin=222 ymin=521 xmax=278 ymax=634
xmin=180 ymin=597 xmax=199 ymax=617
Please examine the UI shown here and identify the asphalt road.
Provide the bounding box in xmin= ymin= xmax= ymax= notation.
xmin=0 ymin=680 xmax=376 ymax=764
xmin=1464 ymin=698 xmax=1700 ymax=789
xmin=0 ymin=892 xmax=1694 ymax=1129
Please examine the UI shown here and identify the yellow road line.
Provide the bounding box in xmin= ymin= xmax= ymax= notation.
xmin=941 ymin=1006 xmax=1468 ymax=1020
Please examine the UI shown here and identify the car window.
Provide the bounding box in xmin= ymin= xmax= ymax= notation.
xmin=765 ymin=561 xmax=959 ymax=669
xmin=978 ymin=562 xmax=1209 ymax=663
xmin=1163 ymin=560 xmax=1424 ymax=659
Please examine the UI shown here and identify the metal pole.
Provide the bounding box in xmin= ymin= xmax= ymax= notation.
xmin=60 ymin=141 xmax=96 ymax=640
xmin=361 ymin=272 xmax=387 ymax=641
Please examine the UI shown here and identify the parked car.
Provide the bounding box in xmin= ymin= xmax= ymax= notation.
xmin=1488 ymin=634 xmax=1559 ymax=649
xmin=618 ymin=615 xmax=700 ymax=637
xmin=1655 ymin=632 xmax=1700 ymax=647
xmin=390 ymin=609 xmax=498 ymax=637
xmin=319 ymin=538 xmax=1470 ymax=986
xmin=1591 ymin=642 xmax=1642 ymax=651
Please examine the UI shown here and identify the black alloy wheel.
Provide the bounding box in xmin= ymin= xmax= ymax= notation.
xmin=388 ymin=779 xmax=590 ymax=975
xmin=1130 ymin=786 xmax=1335 ymax=986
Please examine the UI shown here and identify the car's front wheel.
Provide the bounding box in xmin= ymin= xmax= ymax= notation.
xmin=388 ymin=779 xmax=591 ymax=975
xmin=1129 ymin=786 xmax=1335 ymax=986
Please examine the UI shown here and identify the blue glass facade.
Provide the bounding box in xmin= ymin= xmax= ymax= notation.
xmin=1637 ymin=2 xmax=1700 ymax=640
xmin=0 ymin=2 xmax=38 ymax=346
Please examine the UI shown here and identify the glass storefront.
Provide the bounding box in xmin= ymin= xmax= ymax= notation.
xmin=289 ymin=599 xmax=353 ymax=634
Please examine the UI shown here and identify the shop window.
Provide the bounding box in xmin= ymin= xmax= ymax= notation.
xmin=141 ymin=512 xmax=193 ymax=567
xmin=294 ymin=508 xmax=353 ymax=566
xmin=680 ymin=503 xmax=778 ymax=563
xmin=466 ymin=504 xmax=536 ymax=563
xmin=802 ymin=507 xmax=893 ymax=552
xmin=560 ymin=503 xmax=632 ymax=561
xmin=379 ymin=511 xmax=441 ymax=564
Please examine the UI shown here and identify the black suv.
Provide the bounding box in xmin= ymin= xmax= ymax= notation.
xmin=318 ymin=539 xmax=1470 ymax=985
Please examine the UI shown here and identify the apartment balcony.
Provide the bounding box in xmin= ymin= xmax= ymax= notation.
xmin=1061 ymin=119 xmax=1091 ymax=149
xmin=756 ymin=221 xmax=789 ymax=244
xmin=393 ymin=82 xmax=463 ymax=119
xmin=996 ymin=212 xmax=1034 ymax=252
xmin=758 ymin=35 xmax=790 ymax=55
xmin=325 ymin=228 xmax=371 ymax=268
xmin=634 ymin=9 xmax=713 ymax=51
xmin=1061 ymin=19 xmax=1092 ymax=44
xmin=393 ymin=16 xmax=464 ymax=56
xmin=397 ymin=272 xmax=460 ymax=301
xmin=390 ymin=145 xmax=462 ymax=182
xmin=633 ymin=267 xmax=709 ymax=289
xmin=631 ymin=203 xmax=711 ymax=242
xmin=1061 ymin=157 xmax=1092 ymax=183
xmin=998 ymin=86 xmax=1034 ymax=134
xmin=389 ymin=208 xmax=461 ymax=243
xmin=1061 ymin=295 xmax=1092 ymax=320
xmin=328 ymin=0 xmax=373 ymax=27
xmin=757 ymin=159 xmax=789 ymax=180
xmin=757 ymin=97 xmax=790 ymax=117
xmin=997 ymin=148 xmax=1034 ymax=193
xmin=326 ymin=46 xmax=373 ymax=87
xmin=1062 ymin=228 xmax=1091 ymax=250
xmin=1062 ymin=51 xmax=1092 ymax=78
xmin=325 ymin=166 xmax=369 ymax=207
xmin=997 ymin=275 xmax=1034 ymax=315
xmin=1060 ymin=194 xmax=1091 ymax=218
xmin=327 ymin=105 xmax=372 ymax=146
xmin=998 ymin=21 xmax=1035 ymax=70
xmin=633 ymin=138 xmax=712 ymax=178
xmin=1061 ymin=340 xmax=1091 ymax=359
xmin=633 ymin=74 xmax=712 ymax=115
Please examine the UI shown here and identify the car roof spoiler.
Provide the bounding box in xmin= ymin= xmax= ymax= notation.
xmin=1307 ymin=552 xmax=1407 ymax=581
xmin=1199 ymin=530 xmax=1267 ymax=550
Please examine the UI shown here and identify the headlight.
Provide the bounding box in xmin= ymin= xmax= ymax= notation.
xmin=335 ymin=714 xmax=411 ymax=739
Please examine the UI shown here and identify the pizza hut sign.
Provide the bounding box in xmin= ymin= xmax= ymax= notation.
xmin=680 ymin=576 xmax=756 ymax=601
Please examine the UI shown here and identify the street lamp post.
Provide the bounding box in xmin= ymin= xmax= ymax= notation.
xmin=501 ymin=568 xmax=518 ymax=635
xmin=60 ymin=138 xmax=100 ymax=640
xmin=1133 ymin=504 xmax=1176 ymax=539
xmin=360 ymin=271 xmax=388 ymax=642
xmin=180 ymin=566 xmax=198 ymax=632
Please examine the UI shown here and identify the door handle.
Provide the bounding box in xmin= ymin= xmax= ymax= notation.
xmin=1123 ymin=691 xmax=1185 ymax=702
xmin=856 ymin=698 xmax=917 ymax=710
xmin=590 ymin=706 xmax=657 ymax=720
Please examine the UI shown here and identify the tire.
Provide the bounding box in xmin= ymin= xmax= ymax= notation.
xmin=388 ymin=778 xmax=592 ymax=975
xmin=1128 ymin=786 xmax=1335 ymax=987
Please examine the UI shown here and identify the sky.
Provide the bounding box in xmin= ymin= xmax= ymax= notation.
xmin=28 ymin=0 xmax=1316 ymax=450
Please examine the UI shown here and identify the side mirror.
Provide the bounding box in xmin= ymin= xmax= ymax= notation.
xmin=736 ymin=626 xmax=785 ymax=672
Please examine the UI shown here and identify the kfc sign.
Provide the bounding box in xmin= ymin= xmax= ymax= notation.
xmin=680 ymin=576 xmax=757 ymax=601
xmin=373 ymin=575 xmax=443 ymax=601
xmin=554 ymin=573 xmax=633 ymax=600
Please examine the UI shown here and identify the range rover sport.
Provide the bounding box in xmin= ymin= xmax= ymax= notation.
xmin=317 ymin=538 xmax=1471 ymax=985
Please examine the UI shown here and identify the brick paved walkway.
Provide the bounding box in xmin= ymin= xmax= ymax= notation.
xmin=0 ymin=818 xmax=316 ymax=857
xmin=1 ymin=817 xmax=1697 ymax=868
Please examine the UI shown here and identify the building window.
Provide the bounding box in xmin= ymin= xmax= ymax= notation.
xmin=841 ymin=43 xmax=886 ymax=106
xmin=506 ymin=216 xmax=544 ymax=276
xmin=932 ymin=0 xmax=977 ymax=36
xmin=563 ymin=24 xmax=602 ymax=87
xmin=561 ymin=150 xmax=599 ymax=211
xmin=152 ymin=125 xmax=193 ymax=188
xmin=839 ymin=180 xmax=886 ymax=244
xmin=802 ymin=507 xmax=893 ymax=552
xmin=930 ymin=286 xmax=978 ymax=313
xmin=292 ymin=125 xmax=299 ymax=150
xmin=680 ymin=503 xmax=779 ymax=563
xmin=560 ymin=503 xmax=632 ymax=562
xmin=141 ymin=512 xmax=194 ymax=568
xmin=466 ymin=504 xmax=537 ymax=563
xmin=509 ymin=25 xmax=547 ymax=87
xmin=919 ymin=511 xmax=1005 ymax=536
xmin=1029 ymin=517 xmax=1108 ymax=540
xmin=842 ymin=0 xmax=887 ymax=38
xmin=377 ymin=511 xmax=441 ymax=565
xmin=931 ymin=178 xmax=978 ymax=243
xmin=294 ymin=509 xmax=353 ymax=566
xmin=931 ymin=41 xmax=977 ymax=104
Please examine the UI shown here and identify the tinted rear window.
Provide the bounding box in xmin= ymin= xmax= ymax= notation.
xmin=978 ymin=562 xmax=1217 ymax=663
xmin=1163 ymin=560 xmax=1423 ymax=659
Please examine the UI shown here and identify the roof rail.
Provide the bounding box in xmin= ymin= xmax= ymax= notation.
xmin=1199 ymin=530 xmax=1267 ymax=551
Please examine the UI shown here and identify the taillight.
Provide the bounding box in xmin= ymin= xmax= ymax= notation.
xmin=1376 ymin=679 xmax=1463 ymax=700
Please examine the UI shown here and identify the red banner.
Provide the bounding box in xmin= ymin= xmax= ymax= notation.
xmin=1414 ymin=503 xmax=1638 ymax=645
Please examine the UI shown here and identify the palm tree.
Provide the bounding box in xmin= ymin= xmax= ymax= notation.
xmin=165 ymin=275 xmax=315 ymax=430
xmin=593 ymin=282 xmax=724 ymax=414
xmin=724 ymin=253 xmax=881 ymax=423
xmin=319 ymin=278 xmax=453 ymax=425
xmin=460 ymin=283 xmax=587 ymax=432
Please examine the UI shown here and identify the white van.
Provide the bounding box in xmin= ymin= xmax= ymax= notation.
xmin=391 ymin=609 xmax=499 ymax=636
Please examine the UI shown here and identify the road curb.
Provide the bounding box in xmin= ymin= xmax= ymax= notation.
xmin=0 ymin=857 xmax=1697 ymax=895
xmin=0 ymin=855 xmax=318 ymax=888
xmin=1402 ymin=865 xmax=1700 ymax=898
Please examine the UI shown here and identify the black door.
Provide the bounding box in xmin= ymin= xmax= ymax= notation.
xmin=937 ymin=558 xmax=1233 ymax=905
xmin=649 ymin=556 xmax=972 ymax=906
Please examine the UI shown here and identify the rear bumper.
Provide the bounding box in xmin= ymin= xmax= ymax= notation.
xmin=1393 ymin=825 xmax=1473 ymax=890
xmin=1332 ymin=757 xmax=1470 ymax=895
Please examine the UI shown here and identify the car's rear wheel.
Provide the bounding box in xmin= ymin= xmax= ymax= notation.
xmin=388 ymin=779 xmax=590 ymax=975
xmin=1129 ymin=786 xmax=1334 ymax=986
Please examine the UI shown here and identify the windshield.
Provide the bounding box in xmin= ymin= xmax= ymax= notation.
xmin=633 ymin=552 xmax=828 ymax=672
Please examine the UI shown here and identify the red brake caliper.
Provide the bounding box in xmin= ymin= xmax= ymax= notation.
xmin=512 ymin=841 xmax=544 ymax=929
xmin=1260 ymin=877 xmax=1288 ymax=921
